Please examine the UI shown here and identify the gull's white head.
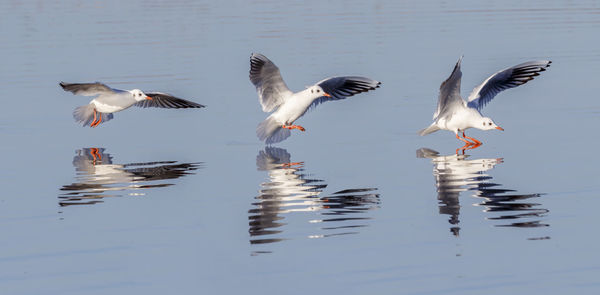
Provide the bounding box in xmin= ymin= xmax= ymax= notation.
xmin=479 ymin=117 xmax=504 ymax=131
xmin=129 ymin=89 xmax=152 ymax=102
xmin=307 ymin=85 xmax=331 ymax=99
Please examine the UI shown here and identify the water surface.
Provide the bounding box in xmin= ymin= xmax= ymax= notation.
xmin=1 ymin=0 xmax=599 ymax=294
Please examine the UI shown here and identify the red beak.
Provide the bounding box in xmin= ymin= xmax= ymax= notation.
xmin=496 ymin=126 xmax=504 ymax=131
xmin=146 ymin=96 xmax=153 ymax=100
xmin=323 ymin=92 xmax=332 ymax=97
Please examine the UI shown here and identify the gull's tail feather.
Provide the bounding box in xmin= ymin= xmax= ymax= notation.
xmin=73 ymin=104 xmax=114 ymax=127
xmin=418 ymin=124 xmax=440 ymax=136
xmin=257 ymin=116 xmax=290 ymax=144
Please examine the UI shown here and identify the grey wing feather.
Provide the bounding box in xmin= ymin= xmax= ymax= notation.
xmin=249 ymin=53 xmax=293 ymax=112
xmin=434 ymin=56 xmax=463 ymax=120
xmin=309 ymin=76 xmax=381 ymax=110
xmin=60 ymin=82 xmax=117 ymax=96
xmin=467 ymin=60 xmax=551 ymax=110
xmin=135 ymin=92 xmax=205 ymax=108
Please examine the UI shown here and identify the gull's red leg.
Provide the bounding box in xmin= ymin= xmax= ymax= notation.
xmin=92 ymin=114 xmax=103 ymax=128
xmin=455 ymin=132 xmax=472 ymax=145
xmin=291 ymin=125 xmax=305 ymax=131
xmin=90 ymin=109 xmax=98 ymax=127
xmin=462 ymin=131 xmax=482 ymax=145
xmin=456 ymin=142 xmax=471 ymax=155
xmin=464 ymin=142 xmax=482 ymax=151
xmin=282 ymin=124 xmax=306 ymax=132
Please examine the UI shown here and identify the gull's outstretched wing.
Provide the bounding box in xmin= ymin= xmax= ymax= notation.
xmin=249 ymin=53 xmax=293 ymax=112
xmin=467 ymin=60 xmax=551 ymax=110
xmin=434 ymin=56 xmax=464 ymax=120
xmin=134 ymin=92 xmax=205 ymax=108
xmin=308 ymin=76 xmax=380 ymax=110
xmin=60 ymin=82 xmax=118 ymax=96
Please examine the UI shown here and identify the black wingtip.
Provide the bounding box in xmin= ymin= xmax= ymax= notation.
xmin=184 ymin=99 xmax=206 ymax=108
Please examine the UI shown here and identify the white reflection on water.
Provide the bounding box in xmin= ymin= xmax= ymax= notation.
xmin=417 ymin=148 xmax=548 ymax=238
xmin=249 ymin=147 xmax=380 ymax=254
xmin=59 ymin=148 xmax=201 ymax=206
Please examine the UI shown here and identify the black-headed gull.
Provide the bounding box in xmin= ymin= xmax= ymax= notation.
xmin=249 ymin=53 xmax=381 ymax=144
xmin=60 ymin=82 xmax=204 ymax=127
xmin=419 ymin=57 xmax=551 ymax=146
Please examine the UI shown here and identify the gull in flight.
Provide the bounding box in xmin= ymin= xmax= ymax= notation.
xmin=60 ymin=82 xmax=204 ymax=127
xmin=419 ymin=56 xmax=551 ymax=149
xmin=249 ymin=53 xmax=381 ymax=144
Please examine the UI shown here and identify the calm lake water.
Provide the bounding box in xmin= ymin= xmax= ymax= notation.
xmin=1 ymin=0 xmax=599 ymax=294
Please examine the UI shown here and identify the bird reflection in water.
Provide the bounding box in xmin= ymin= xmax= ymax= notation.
xmin=249 ymin=147 xmax=380 ymax=254
xmin=417 ymin=148 xmax=548 ymax=238
xmin=59 ymin=148 xmax=201 ymax=206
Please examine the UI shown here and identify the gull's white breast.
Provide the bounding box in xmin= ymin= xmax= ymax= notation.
xmin=443 ymin=108 xmax=483 ymax=132
xmin=274 ymin=90 xmax=314 ymax=124
xmin=91 ymin=93 xmax=135 ymax=113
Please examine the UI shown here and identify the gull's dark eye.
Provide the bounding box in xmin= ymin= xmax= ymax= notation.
xmin=482 ymin=122 xmax=485 ymax=126
xmin=317 ymin=89 xmax=320 ymax=92
xmin=311 ymin=89 xmax=313 ymax=93
xmin=488 ymin=122 xmax=492 ymax=126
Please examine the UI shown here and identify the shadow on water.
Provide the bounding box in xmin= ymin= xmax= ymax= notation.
xmin=417 ymin=148 xmax=549 ymax=239
xmin=249 ymin=147 xmax=380 ymax=255
xmin=59 ymin=148 xmax=201 ymax=207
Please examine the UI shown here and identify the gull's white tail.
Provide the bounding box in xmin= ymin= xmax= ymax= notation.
xmin=257 ymin=116 xmax=291 ymax=144
xmin=418 ymin=124 xmax=440 ymax=136
xmin=73 ymin=104 xmax=114 ymax=127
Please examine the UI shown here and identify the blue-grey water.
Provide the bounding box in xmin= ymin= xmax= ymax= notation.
xmin=1 ymin=0 xmax=599 ymax=294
